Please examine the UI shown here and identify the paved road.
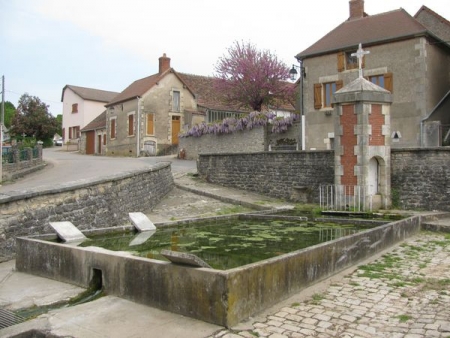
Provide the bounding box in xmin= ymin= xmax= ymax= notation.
xmin=0 ymin=147 xmax=196 ymax=193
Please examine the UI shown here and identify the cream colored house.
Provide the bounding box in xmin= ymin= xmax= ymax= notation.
xmin=61 ymin=85 xmax=118 ymax=146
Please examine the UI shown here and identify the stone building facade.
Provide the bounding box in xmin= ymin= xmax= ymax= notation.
xmin=295 ymin=0 xmax=450 ymax=150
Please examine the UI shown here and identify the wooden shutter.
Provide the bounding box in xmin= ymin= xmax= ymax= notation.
xmin=128 ymin=114 xmax=134 ymax=136
xmin=147 ymin=113 xmax=154 ymax=135
xmin=111 ymin=119 xmax=116 ymax=139
xmin=336 ymin=80 xmax=344 ymax=91
xmin=337 ymin=52 xmax=345 ymax=72
xmin=314 ymin=83 xmax=322 ymax=110
xmin=384 ymin=73 xmax=393 ymax=93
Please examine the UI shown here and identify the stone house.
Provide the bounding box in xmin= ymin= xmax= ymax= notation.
xmin=79 ymin=111 xmax=107 ymax=155
xmin=61 ymin=85 xmax=118 ymax=147
xmin=295 ymin=0 xmax=450 ymax=150
xmin=103 ymin=54 xmax=293 ymax=157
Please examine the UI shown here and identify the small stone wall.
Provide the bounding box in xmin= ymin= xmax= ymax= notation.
xmin=391 ymin=148 xmax=450 ymax=211
xmin=198 ymin=148 xmax=450 ymax=211
xmin=2 ymin=146 xmax=44 ymax=181
xmin=178 ymin=122 xmax=300 ymax=160
xmin=0 ymin=163 xmax=173 ymax=261
xmin=198 ymin=151 xmax=334 ymax=202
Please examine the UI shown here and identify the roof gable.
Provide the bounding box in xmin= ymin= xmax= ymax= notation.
xmin=106 ymin=68 xmax=197 ymax=107
xmin=297 ymin=8 xmax=428 ymax=59
xmin=62 ymin=85 xmax=119 ymax=103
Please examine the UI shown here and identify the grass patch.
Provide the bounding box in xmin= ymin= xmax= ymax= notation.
xmin=310 ymin=293 xmax=326 ymax=304
xmin=396 ymin=314 xmax=412 ymax=322
xmin=291 ymin=302 xmax=300 ymax=307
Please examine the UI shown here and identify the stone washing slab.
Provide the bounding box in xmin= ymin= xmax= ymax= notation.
xmin=129 ymin=230 xmax=156 ymax=246
xmin=129 ymin=212 xmax=156 ymax=232
xmin=49 ymin=221 xmax=87 ymax=243
xmin=161 ymin=250 xmax=212 ymax=268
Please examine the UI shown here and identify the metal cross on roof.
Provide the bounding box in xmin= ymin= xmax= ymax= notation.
xmin=351 ymin=43 xmax=370 ymax=78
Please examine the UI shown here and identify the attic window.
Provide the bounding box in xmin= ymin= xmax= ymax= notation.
xmin=345 ymin=51 xmax=358 ymax=70
xmin=72 ymin=103 xmax=78 ymax=113
xmin=337 ymin=51 xmax=365 ymax=72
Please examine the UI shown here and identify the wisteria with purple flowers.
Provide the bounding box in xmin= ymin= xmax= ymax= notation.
xmin=180 ymin=111 xmax=299 ymax=138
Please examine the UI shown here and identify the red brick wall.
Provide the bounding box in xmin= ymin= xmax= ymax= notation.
xmin=369 ymin=104 xmax=385 ymax=146
xmin=340 ymin=105 xmax=357 ymax=188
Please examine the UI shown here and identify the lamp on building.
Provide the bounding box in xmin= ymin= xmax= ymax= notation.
xmin=289 ymin=66 xmax=298 ymax=81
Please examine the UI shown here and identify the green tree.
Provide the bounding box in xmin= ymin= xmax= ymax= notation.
xmin=10 ymin=93 xmax=58 ymax=145
xmin=56 ymin=114 xmax=62 ymax=135
xmin=2 ymin=101 xmax=16 ymax=128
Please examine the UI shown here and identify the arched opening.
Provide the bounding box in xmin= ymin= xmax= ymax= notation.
xmin=368 ymin=157 xmax=380 ymax=195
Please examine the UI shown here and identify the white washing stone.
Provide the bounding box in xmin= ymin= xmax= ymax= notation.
xmin=49 ymin=221 xmax=87 ymax=243
xmin=129 ymin=212 xmax=156 ymax=232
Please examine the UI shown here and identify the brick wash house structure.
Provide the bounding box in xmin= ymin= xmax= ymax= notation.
xmin=103 ymin=54 xmax=254 ymax=157
xmin=295 ymin=0 xmax=450 ymax=150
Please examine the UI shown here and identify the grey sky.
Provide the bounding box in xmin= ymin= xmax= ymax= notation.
xmin=1 ymin=0 xmax=448 ymax=116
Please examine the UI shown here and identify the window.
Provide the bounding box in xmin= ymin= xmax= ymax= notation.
xmin=338 ymin=51 xmax=365 ymax=72
xmin=369 ymin=73 xmax=393 ymax=92
xmin=146 ymin=113 xmax=155 ymax=135
xmin=71 ymin=103 xmax=78 ymax=113
xmin=103 ymin=134 xmax=106 ymax=145
xmin=128 ymin=113 xmax=134 ymax=136
xmin=68 ymin=126 xmax=80 ymax=139
xmin=314 ymin=80 xmax=343 ymax=109
xmin=172 ymin=90 xmax=180 ymax=112
xmin=110 ymin=118 xmax=116 ymax=139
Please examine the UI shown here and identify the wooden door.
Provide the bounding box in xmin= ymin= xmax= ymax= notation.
xmin=86 ymin=131 xmax=95 ymax=155
xmin=171 ymin=116 xmax=180 ymax=145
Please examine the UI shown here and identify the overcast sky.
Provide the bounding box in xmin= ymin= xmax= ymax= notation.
xmin=1 ymin=0 xmax=448 ymax=116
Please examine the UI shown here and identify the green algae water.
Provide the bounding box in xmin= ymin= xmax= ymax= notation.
xmin=79 ymin=219 xmax=373 ymax=270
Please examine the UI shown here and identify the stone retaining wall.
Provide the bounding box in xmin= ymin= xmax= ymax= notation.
xmin=0 ymin=163 xmax=173 ymax=261
xmin=179 ymin=122 xmax=300 ymax=160
xmin=198 ymin=148 xmax=450 ymax=211
xmin=391 ymin=148 xmax=450 ymax=211
xmin=198 ymin=151 xmax=334 ymax=202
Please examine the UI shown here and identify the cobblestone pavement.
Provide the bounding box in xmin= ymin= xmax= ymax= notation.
xmin=209 ymin=232 xmax=450 ymax=338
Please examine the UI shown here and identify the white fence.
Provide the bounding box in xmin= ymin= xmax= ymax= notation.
xmin=319 ymin=185 xmax=373 ymax=212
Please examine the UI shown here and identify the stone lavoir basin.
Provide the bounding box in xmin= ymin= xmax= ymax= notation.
xmin=16 ymin=213 xmax=426 ymax=327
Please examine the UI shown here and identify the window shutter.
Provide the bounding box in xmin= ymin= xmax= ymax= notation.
xmin=147 ymin=113 xmax=154 ymax=135
xmin=314 ymin=83 xmax=322 ymax=110
xmin=128 ymin=114 xmax=134 ymax=136
xmin=384 ymin=73 xmax=393 ymax=93
xmin=111 ymin=119 xmax=116 ymax=139
xmin=336 ymin=80 xmax=343 ymax=91
xmin=337 ymin=52 xmax=345 ymax=72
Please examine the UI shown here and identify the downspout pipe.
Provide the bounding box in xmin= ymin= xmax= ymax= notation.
xmin=136 ymin=96 xmax=140 ymax=157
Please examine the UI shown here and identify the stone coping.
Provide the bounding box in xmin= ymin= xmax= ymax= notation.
xmin=0 ymin=162 xmax=171 ymax=204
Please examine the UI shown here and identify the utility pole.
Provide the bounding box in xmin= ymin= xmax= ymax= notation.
xmin=1 ymin=75 xmax=4 ymax=184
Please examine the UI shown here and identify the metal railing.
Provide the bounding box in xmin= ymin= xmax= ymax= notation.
xmin=319 ymin=184 xmax=373 ymax=212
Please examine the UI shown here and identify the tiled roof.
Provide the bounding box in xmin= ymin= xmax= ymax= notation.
xmin=106 ymin=72 xmax=162 ymax=106
xmin=81 ymin=110 xmax=107 ymax=131
xmin=61 ymin=85 xmax=119 ymax=103
xmin=415 ymin=5 xmax=450 ymax=27
xmin=178 ymin=73 xmax=245 ymax=112
xmin=296 ymin=9 xmax=428 ymax=59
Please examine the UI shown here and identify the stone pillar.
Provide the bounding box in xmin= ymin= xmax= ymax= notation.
xmin=333 ymin=78 xmax=393 ymax=210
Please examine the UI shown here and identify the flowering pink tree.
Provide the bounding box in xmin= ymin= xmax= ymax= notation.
xmin=214 ymin=41 xmax=295 ymax=112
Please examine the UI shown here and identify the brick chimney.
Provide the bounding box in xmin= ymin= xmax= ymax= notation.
xmin=349 ymin=0 xmax=364 ymax=20
xmin=159 ymin=53 xmax=171 ymax=74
